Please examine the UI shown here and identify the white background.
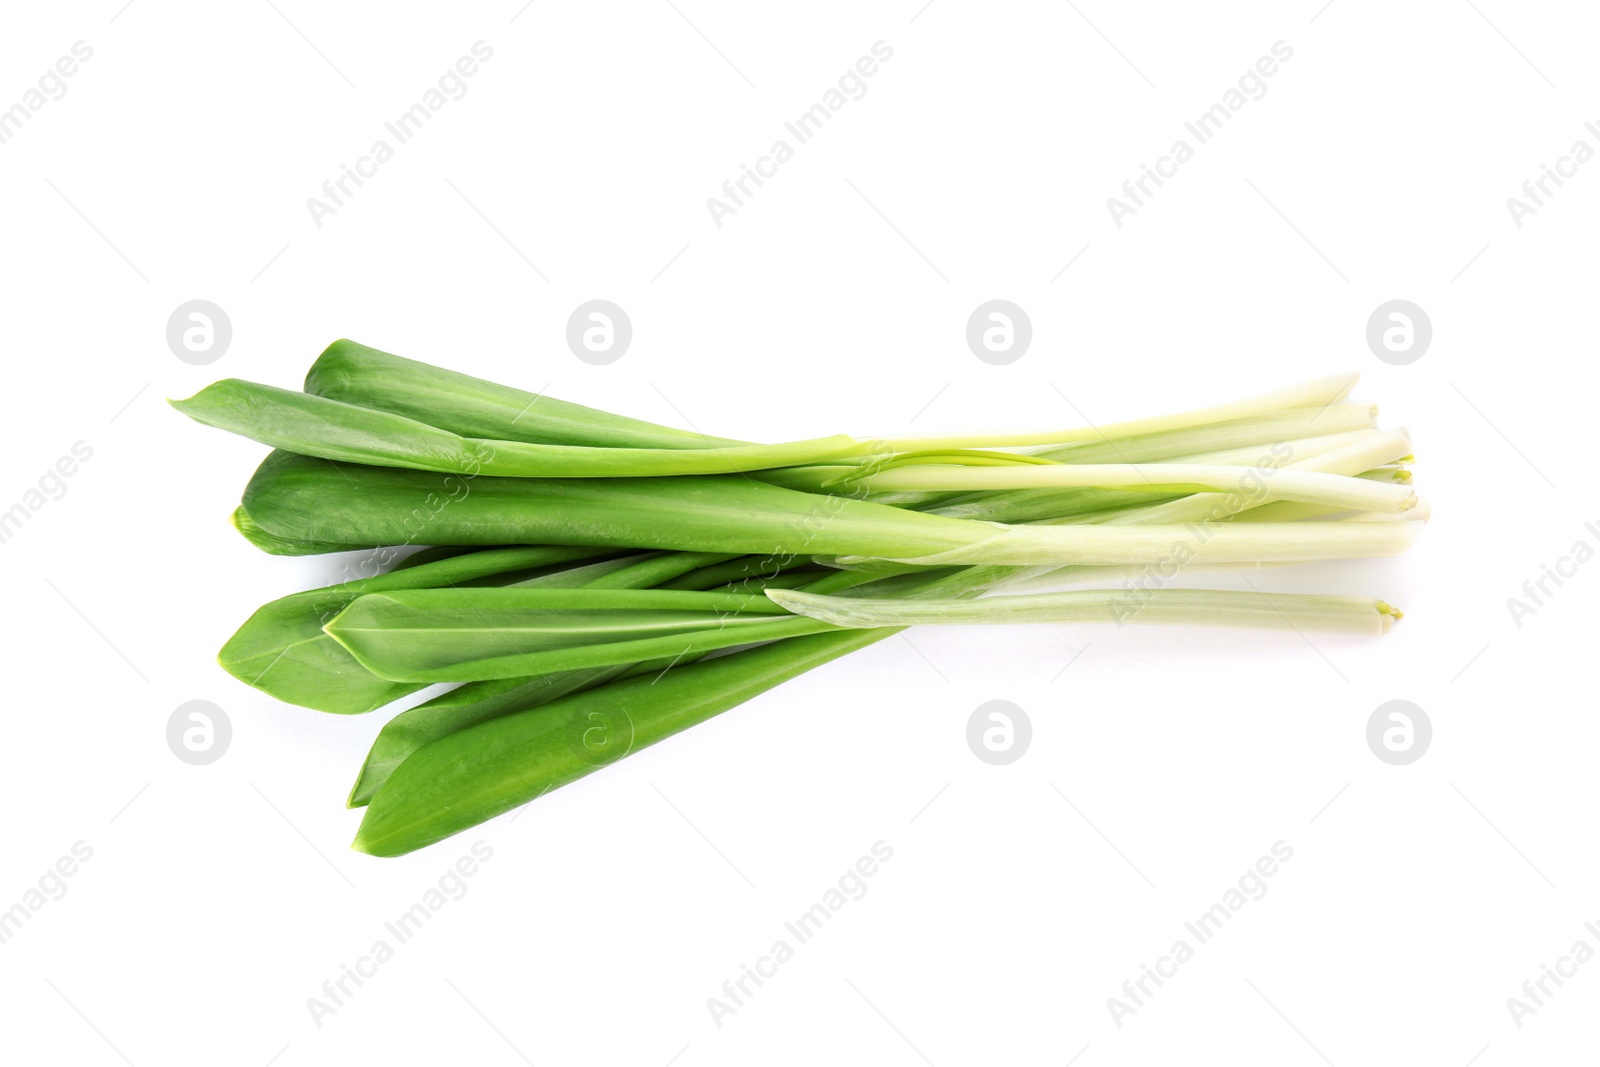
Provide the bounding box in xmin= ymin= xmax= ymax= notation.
xmin=1 ymin=1 xmax=1595 ymax=1064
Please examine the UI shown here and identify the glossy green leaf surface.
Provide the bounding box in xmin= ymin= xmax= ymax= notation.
xmin=305 ymin=339 xmax=745 ymax=450
xmin=346 ymin=550 xmax=735 ymax=804
xmin=231 ymin=504 xmax=375 ymax=557
xmin=218 ymin=545 xmax=608 ymax=714
xmin=174 ymin=378 xmax=873 ymax=478
xmin=324 ymin=587 xmax=814 ymax=683
xmin=353 ymin=627 xmax=896 ymax=856
xmin=241 ymin=451 xmax=987 ymax=559
xmin=346 ymin=664 xmax=634 ymax=808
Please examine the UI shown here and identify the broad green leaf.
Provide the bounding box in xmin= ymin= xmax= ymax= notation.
xmin=346 ymin=551 xmax=730 ymax=805
xmin=306 ymin=339 xmax=744 ymax=449
xmin=346 ymin=666 xmax=633 ymax=807
xmin=353 ymin=627 xmax=896 ymax=857
xmin=231 ymin=504 xmax=373 ymax=556
xmin=174 ymin=378 xmax=874 ymax=478
xmin=240 ymin=451 xmax=987 ymax=560
xmin=324 ymin=587 xmax=815 ymax=683
xmin=218 ymin=545 xmax=610 ymax=714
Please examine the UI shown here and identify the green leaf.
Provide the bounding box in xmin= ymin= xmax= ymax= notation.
xmin=218 ymin=545 xmax=611 ymax=714
xmin=346 ymin=665 xmax=633 ymax=807
xmin=231 ymin=504 xmax=374 ymax=556
xmin=323 ymin=587 xmax=816 ymax=683
xmin=349 ymin=556 xmax=1023 ymax=841
xmin=346 ymin=550 xmax=732 ymax=804
xmin=347 ymin=556 xmax=732 ymax=806
xmin=655 ymin=554 xmax=815 ymax=591
xmin=306 ymin=339 xmax=745 ymax=450
xmin=240 ymin=451 xmax=987 ymax=560
xmin=173 ymin=378 xmax=872 ymax=478
xmin=353 ymin=627 xmax=896 ymax=857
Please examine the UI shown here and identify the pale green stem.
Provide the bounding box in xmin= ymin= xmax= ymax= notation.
xmin=769 ymin=587 xmax=1401 ymax=635
xmin=884 ymin=519 xmax=1423 ymax=566
xmin=877 ymin=373 xmax=1359 ymax=450
xmin=859 ymin=463 xmax=1417 ymax=514
xmin=1022 ymin=404 xmax=1379 ymax=464
xmin=1174 ymin=428 xmax=1378 ymax=466
xmin=1079 ymin=429 xmax=1418 ymax=527
xmin=917 ymin=431 xmax=1381 ymax=525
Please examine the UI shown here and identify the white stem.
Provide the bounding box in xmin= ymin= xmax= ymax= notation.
xmin=984 ymin=560 xmax=1300 ymax=592
xmin=1343 ymin=498 xmax=1433 ymax=523
xmin=1020 ymin=403 xmax=1379 ymax=464
xmin=1087 ymin=429 xmax=1418 ymax=526
xmin=1293 ymin=428 xmax=1412 ymax=475
xmin=877 ymin=374 xmax=1361 ymax=450
xmin=886 ymin=519 xmax=1423 ymax=566
xmin=1176 ymin=428 xmax=1378 ymax=466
